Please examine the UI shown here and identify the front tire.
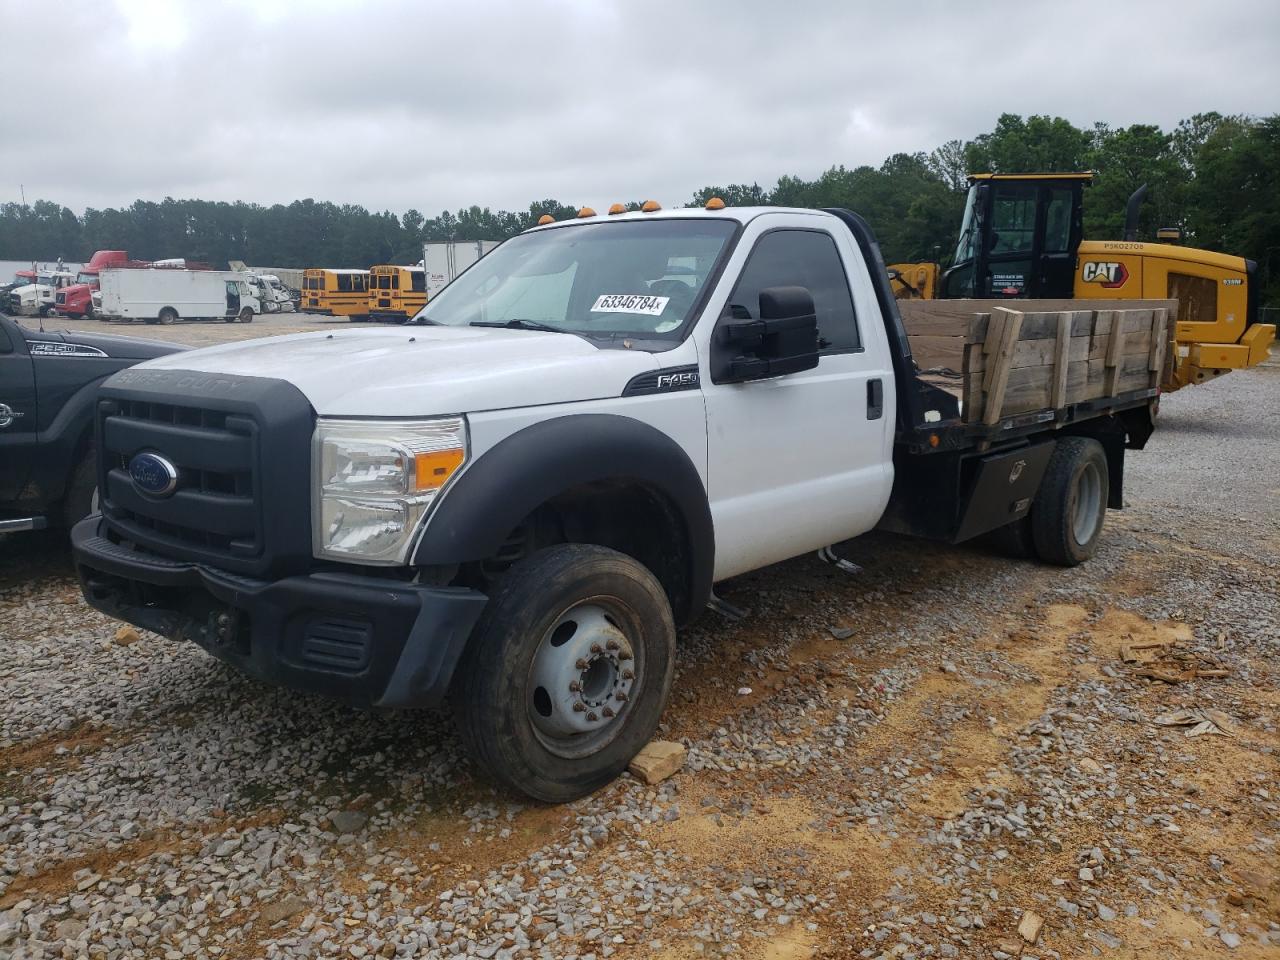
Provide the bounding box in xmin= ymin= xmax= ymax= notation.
xmin=157 ymin=307 xmax=178 ymax=325
xmin=1030 ymin=437 xmax=1109 ymax=566
xmin=239 ymin=307 xmax=254 ymax=323
xmin=451 ymin=544 xmax=676 ymax=802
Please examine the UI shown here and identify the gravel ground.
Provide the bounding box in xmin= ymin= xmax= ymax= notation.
xmin=0 ymin=335 xmax=1276 ymax=960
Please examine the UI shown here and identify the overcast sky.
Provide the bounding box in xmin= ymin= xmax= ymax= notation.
xmin=4 ymin=0 xmax=1277 ymax=216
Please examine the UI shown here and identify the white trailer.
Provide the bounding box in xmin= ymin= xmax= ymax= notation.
xmin=98 ymin=269 xmax=262 ymax=324
xmin=421 ymin=241 xmax=499 ymax=299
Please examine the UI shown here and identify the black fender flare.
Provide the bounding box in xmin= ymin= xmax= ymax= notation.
xmin=412 ymin=414 xmax=714 ymax=622
xmin=32 ymin=376 xmax=107 ymax=502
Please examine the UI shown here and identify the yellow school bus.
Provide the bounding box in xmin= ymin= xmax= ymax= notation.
xmin=301 ymin=268 xmax=371 ymax=320
xmin=368 ymin=265 xmax=426 ymax=322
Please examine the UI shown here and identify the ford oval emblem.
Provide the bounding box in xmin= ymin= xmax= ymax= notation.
xmin=128 ymin=452 xmax=179 ymax=497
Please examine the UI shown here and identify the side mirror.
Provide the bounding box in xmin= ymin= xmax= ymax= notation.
xmin=712 ymin=285 xmax=820 ymax=383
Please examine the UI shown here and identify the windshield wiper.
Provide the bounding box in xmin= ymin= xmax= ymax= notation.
xmin=410 ymin=315 xmax=441 ymax=325
xmin=469 ymin=319 xmax=568 ymax=333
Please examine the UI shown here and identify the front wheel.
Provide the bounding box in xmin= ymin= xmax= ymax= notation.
xmin=239 ymin=307 xmax=254 ymax=323
xmin=1031 ymin=437 xmax=1109 ymax=566
xmin=451 ymin=544 xmax=676 ymax=802
xmin=157 ymin=307 xmax=178 ymax=325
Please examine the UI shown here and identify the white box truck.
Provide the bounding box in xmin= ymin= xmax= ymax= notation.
xmin=97 ymin=269 xmax=262 ymax=324
xmin=421 ymin=240 xmax=499 ymax=299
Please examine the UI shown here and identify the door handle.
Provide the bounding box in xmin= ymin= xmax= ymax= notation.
xmin=867 ymin=379 xmax=884 ymax=420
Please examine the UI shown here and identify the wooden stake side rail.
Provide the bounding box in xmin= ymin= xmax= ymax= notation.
xmin=901 ymin=299 xmax=1175 ymax=427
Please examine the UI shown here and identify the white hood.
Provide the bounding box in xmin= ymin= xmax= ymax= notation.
xmin=136 ymin=326 xmax=662 ymax=416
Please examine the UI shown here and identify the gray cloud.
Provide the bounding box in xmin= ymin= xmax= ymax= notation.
xmin=3 ymin=0 xmax=1277 ymax=216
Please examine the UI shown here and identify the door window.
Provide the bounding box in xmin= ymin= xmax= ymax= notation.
xmin=989 ymin=186 xmax=1038 ymax=254
xmin=728 ymin=230 xmax=860 ymax=352
xmin=1043 ymin=188 xmax=1073 ymax=253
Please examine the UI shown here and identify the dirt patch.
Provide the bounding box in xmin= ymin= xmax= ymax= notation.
xmin=0 ymin=832 xmax=198 ymax=908
xmin=1 ymin=723 xmax=119 ymax=774
xmin=1106 ymin=901 xmax=1277 ymax=958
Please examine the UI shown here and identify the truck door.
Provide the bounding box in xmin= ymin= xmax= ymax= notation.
xmin=0 ymin=318 xmax=37 ymax=501
xmin=225 ymin=280 xmax=241 ymax=316
xmin=700 ymin=221 xmax=895 ymax=581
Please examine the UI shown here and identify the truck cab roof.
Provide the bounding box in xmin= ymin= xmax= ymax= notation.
xmin=525 ymin=205 xmax=835 ymax=232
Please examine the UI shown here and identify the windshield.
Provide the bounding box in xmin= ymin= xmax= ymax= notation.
xmin=414 ymin=218 xmax=737 ymax=340
xmin=952 ymin=184 xmax=981 ymax=264
xmin=76 ymin=272 xmax=96 ymax=284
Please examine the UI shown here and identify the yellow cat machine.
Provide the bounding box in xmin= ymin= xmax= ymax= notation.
xmin=888 ymin=173 xmax=1275 ymax=389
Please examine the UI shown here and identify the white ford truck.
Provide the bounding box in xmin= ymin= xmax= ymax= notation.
xmin=73 ymin=204 xmax=1162 ymax=801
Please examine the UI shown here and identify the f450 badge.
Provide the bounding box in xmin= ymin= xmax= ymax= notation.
xmin=1081 ymin=261 xmax=1129 ymax=288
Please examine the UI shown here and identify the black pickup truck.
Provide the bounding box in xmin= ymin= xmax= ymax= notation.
xmin=0 ymin=313 xmax=181 ymax=534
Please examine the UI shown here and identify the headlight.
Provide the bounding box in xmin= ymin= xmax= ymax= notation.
xmin=312 ymin=417 xmax=467 ymax=563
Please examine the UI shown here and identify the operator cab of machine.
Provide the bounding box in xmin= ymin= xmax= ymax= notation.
xmin=940 ymin=172 xmax=1091 ymax=300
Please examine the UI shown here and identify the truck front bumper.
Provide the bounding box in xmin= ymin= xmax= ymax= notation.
xmin=71 ymin=517 xmax=487 ymax=709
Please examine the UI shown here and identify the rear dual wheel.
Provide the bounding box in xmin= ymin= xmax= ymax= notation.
xmin=1031 ymin=437 xmax=1108 ymax=566
xmin=991 ymin=437 xmax=1109 ymax=566
xmin=451 ymin=544 xmax=676 ymax=802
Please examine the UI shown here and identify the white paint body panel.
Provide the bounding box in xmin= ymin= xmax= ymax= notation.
xmin=137 ymin=325 xmax=661 ymax=417
xmin=689 ymin=211 xmax=896 ymax=580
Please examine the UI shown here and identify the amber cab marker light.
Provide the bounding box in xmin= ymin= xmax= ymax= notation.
xmin=641 ymin=199 xmax=661 ymax=212
xmin=536 ymin=214 xmax=555 ymax=225
xmin=705 ymin=197 xmax=726 ymax=210
xmin=608 ymin=203 xmax=626 ymax=215
xmin=577 ymin=206 xmax=597 ymax=218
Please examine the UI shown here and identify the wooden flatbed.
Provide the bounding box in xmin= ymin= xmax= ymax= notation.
xmin=899 ymin=298 xmax=1176 ymax=429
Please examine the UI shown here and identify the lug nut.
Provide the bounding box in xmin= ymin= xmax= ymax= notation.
xmin=602 ymin=706 xmax=615 ymax=718
xmin=572 ymin=701 xmax=586 ymax=712
xmin=586 ymin=712 xmax=598 ymax=722
xmin=622 ymin=669 xmax=634 ymax=681
xmin=606 ymin=639 xmax=620 ymax=651
xmin=575 ymin=658 xmax=589 ymax=670
xmin=615 ymin=691 xmax=628 ymax=702
xmin=619 ymin=651 xmax=633 ymax=662
xmin=590 ymin=643 xmax=603 ymax=654
xmin=568 ymin=680 xmax=580 ymax=692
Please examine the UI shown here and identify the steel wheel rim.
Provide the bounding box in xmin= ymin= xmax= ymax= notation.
xmin=1072 ymin=462 xmax=1102 ymax=544
xmin=527 ymin=598 xmax=640 ymax=759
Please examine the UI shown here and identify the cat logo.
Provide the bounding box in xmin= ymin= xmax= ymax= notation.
xmin=1081 ymin=261 xmax=1129 ymax=288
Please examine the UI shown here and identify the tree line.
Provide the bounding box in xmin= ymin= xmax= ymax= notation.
xmin=2 ymin=112 xmax=1277 ymax=304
